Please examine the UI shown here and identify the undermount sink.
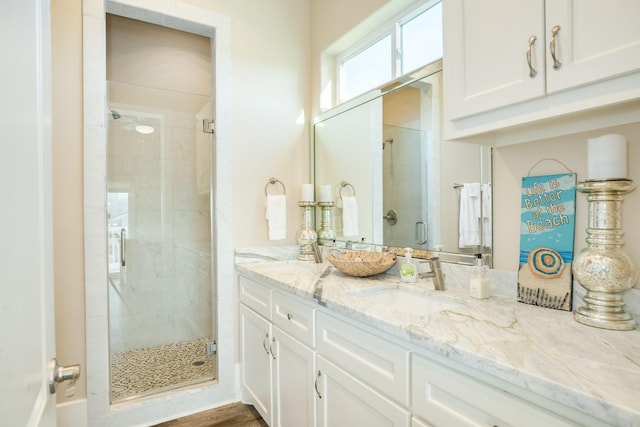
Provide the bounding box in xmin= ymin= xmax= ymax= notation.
xmin=348 ymin=286 xmax=464 ymax=315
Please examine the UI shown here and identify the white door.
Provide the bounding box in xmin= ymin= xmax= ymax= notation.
xmin=0 ymin=0 xmax=57 ymax=426
xmin=545 ymin=0 xmax=640 ymax=94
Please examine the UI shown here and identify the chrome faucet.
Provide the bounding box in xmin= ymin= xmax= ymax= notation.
xmin=419 ymin=257 xmax=445 ymax=290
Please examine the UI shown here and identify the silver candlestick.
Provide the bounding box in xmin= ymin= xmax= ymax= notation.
xmin=296 ymin=201 xmax=318 ymax=261
xmin=572 ymin=179 xmax=637 ymax=330
xmin=317 ymin=201 xmax=336 ymax=246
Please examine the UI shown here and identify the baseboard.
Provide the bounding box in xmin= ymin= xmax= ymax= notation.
xmin=57 ymin=398 xmax=88 ymax=427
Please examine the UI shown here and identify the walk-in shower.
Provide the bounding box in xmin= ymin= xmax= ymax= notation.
xmin=106 ymin=13 xmax=216 ymax=403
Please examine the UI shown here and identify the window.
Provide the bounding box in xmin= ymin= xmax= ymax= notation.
xmin=400 ymin=2 xmax=442 ymax=74
xmin=337 ymin=1 xmax=442 ymax=103
xmin=340 ymin=35 xmax=393 ymax=102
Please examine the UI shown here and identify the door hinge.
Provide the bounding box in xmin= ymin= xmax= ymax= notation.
xmin=203 ymin=119 xmax=215 ymax=134
xmin=206 ymin=340 xmax=217 ymax=356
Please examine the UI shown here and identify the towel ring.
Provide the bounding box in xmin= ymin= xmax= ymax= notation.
xmin=265 ymin=177 xmax=286 ymax=196
xmin=339 ymin=181 xmax=355 ymax=199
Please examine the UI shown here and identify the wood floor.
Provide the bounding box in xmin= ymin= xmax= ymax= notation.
xmin=152 ymin=402 xmax=268 ymax=427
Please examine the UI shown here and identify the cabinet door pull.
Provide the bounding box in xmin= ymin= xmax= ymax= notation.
xmin=314 ymin=370 xmax=323 ymax=399
xmin=550 ymin=25 xmax=562 ymax=70
xmin=270 ymin=337 xmax=276 ymax=359
xmin=262 ymin=332 xmax=270 ymax=355
xmin=526 ymin=35 xmax=537 ymax=78
xmin=287 ymin=312 xmax=293 ymax=320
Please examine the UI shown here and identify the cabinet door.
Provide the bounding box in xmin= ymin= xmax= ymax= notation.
xmin=271 ymin=327 xmax=316 ymax=427
xmin=412 ymin=353 xmax=579 ymax=427
xmin=545 ymin=0 xmax=640 ymax=94
xmin=240 ymin=305 xmax=272 ymax=425
xmin=316 ymin=356 xmax=410 ymax=427
xmin=444 ymin=0 xmax=545 ymax=119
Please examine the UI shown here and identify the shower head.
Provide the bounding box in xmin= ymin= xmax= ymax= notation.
xmin=110 ymin=109 xmax=121 ymax=120
xmin=383 ymin=138 xmax=394 ymax=149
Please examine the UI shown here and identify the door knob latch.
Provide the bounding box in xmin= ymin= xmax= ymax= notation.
xmin=48 ymin=358 xmax=81 ymax=397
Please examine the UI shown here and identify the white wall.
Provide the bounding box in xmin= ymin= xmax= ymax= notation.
xmin=188 ymin=0 xmax=312 ymax=247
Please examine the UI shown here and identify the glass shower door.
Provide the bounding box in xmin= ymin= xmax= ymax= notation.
xmin=107 ymin=82 xmax=215 ymax=402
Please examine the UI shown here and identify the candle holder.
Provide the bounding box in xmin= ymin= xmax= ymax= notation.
xmin=317 ymin=201 xmax=336 ymax=246
xmin=572 ymin=179 xmax=637 ymax=330
xmin=296 ymin=201 xmax=318 ymax=261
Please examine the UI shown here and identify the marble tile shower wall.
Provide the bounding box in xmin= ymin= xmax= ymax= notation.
xmin=382 ymin=125 xmax=430 ymax=248
xmin=108 ymin=109 xmax=212 ymax=353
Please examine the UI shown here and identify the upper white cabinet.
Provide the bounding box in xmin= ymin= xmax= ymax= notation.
xmin=445 ymin=0 xmax=545 ymax=119
xmin=444 ymin=0 xmax=640 ymax=144
xmin=545 ymin=1 xmax=640 ymax=95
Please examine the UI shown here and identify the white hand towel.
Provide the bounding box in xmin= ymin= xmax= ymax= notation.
xmin=341 ymin=196 xmax=359 ymax=237
xmin=265 ymin=194 xmax=286 ymax=240
xmin=481 ymin=183 xmax=492 ymax=246
xmin=459 ymin=183 xmax=481 ymax=248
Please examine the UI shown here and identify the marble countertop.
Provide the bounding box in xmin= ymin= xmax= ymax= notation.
xmin=235 ymin=252 xmax=640 ymax=426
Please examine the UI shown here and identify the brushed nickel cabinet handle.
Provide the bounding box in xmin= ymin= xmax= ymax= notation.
xmin=550 ymin=25 xmax=562 ymax=70
xmin=526 ymin=35 xmax=538 ymax=78
xmin=287 ymin=313 xmax=293 ymax=320
xmin=262 ymin=332 xmax=270 ymax=355
xmin=270 ymin=337 xmax=276 ymax=359
xmin=314 ymin=370 xmax=323 ymax=399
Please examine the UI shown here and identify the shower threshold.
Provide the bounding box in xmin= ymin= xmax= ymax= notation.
xmin=110 ymin=337 xmax=216 ymax=402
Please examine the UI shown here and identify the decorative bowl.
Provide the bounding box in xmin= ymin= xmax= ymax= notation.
xmin=327 ymin=249 xmax=397 ymax=277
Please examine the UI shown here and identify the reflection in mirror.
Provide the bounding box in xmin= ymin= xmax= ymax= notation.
xmin=313 ymin=62 xmax=492 ymax=265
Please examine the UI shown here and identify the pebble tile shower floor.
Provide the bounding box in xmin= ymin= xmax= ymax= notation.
xmin=110 ymin=338 xmax=215 ymax=402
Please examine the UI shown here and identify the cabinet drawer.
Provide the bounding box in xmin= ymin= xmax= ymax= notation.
xmin=238 ymin=275 xmax=270 ymax=319
xmin=412 ymin=353 xmax=578 ymax=427
xmin=316 ymin=311 xmax=409 ymax=405
xmin=271 ymin=291 xmax=315 ymax=347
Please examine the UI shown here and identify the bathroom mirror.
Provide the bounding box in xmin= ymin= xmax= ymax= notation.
xmin=313 ymin=61 xmax=492 ymax=263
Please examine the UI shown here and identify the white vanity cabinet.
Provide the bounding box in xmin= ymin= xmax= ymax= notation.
xmin=239 ymin=276 xmax=316 ymax=427
xmin=238 ymin=270 xmax=618 ymax=427
xmin=444 ymin=0 xmax=640 ymax=143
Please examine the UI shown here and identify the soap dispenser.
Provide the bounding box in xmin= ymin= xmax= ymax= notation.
xmin=400 ymin=247 xmax=417 ymax=283
xmin=470 ymin=254 xmax=490 ymax=299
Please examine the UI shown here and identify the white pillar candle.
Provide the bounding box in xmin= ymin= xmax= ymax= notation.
xmin=301 ymin=183 xmax=314 ymax=201
xmin=588 ymin=134 xmax=627 ymax=180
xmin=319 ymin=184 xmax=332 ymax=202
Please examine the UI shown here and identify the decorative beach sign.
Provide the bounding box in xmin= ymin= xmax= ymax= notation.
xmin=518 ymin=173 xmax=577 ymax=311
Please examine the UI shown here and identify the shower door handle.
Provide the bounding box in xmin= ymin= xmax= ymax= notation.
xmin=415 ymin=221 xmax=427 ymax=245
xmin=120 ymin=228 xmax=126 ymax=267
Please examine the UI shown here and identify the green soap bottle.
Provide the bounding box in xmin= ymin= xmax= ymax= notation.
xmin=400 ymin=247 xmax=417 ymax=283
